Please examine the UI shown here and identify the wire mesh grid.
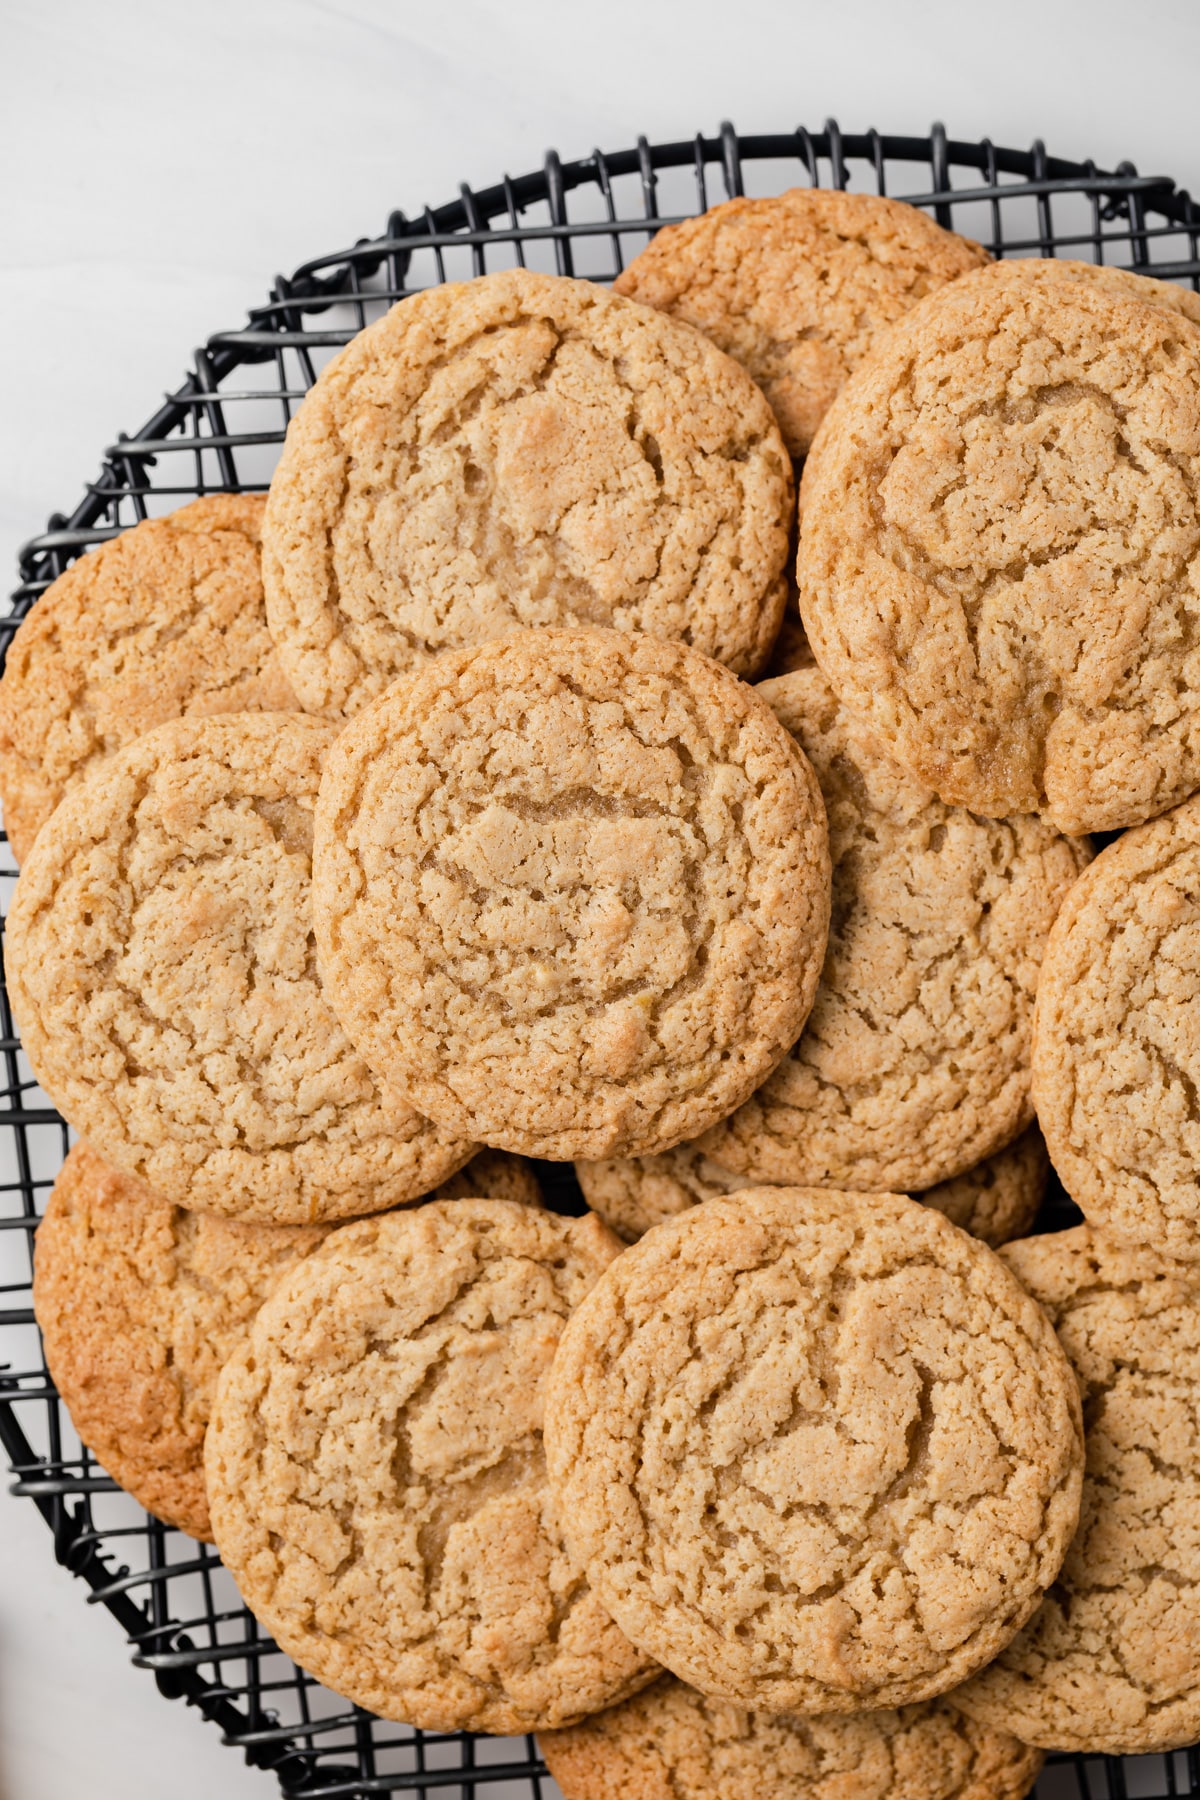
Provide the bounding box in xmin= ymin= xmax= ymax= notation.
xmin=4 ymin=119 xmax=1200 ymax=1797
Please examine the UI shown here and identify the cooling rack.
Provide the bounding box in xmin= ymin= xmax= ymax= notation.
xmin=3 ymin=119 xmax=1200 ymax=1799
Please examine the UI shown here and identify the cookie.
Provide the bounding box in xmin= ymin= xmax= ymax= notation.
xmin=574 ymin=1140 xmax=750 ymax=1241
xmin=1032 ymin=794 xmax=1200 ymax=1260
xmin=313 ymin=631 xmax=831 ymax=1160
xmin=576 ymin=1124 xmax=1049 ymax=1248
xmin=614 ymin=189 xmax=987 ymax=458
xmin=956 ymin=1225 xmax=1200 ymax=1753
xmin=33 ymin=1140 xmax=329 ymax=1540
xmin=433 ymin=1148 xmax=542 ymax=1207
xmin=7 ymin=714 xmax=474 ymax=1223
xmin=544 ymin=1188 xmax=1083 ymax=1713
xmin=205 ymin=1200 xmax=658 ymax=1732
xmin=539 ymin=1675 xmax=1043 ymax=1800
xmin=694 ymin=667 xmax=1086 ymax=1191
xmin=799 ymin=259 xmax=1200 ymax=833
xmin=262 ymin=267 xmax=793 ymax=715
xmin=0 ymin=495 xmax=295 ymax=864
xmin=918 ymin=1127 xmax=1048 ymax=1248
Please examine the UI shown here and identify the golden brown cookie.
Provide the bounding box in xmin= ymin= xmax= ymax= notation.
xmin=1032 ymin=795 xmax=1200 ymax=1260
xmin=799 ymin=259 xmax=1200 ymax=834
xmin=576 ymin=1125 xmax=1048 ymax=1249
xmin=614 ymin=189 xmax=987 ymax=458
xmin=205 ymin=1200 xmax=658 ymax=1732
xmin=262 ymin=267 xmax=793 ymax=715
xmin=694 ymin=667 xmax=1085 ymax=1191
xmin=539 ymin=1674 xmax=1043 ymax=1800
xmin=544 ymin=1188 xmax=1083 ymax=1714
xmin=7 ymin=714 xmax=474 ymax=1223
xmin=432 ymin=1148 xmax=542 ymax=1206
xmin=956 ymin=1225 xmax=1200 ymax=1753
xmin=919 ymin=1127 xmax=1048 ymax=1247
xmin=574 ymin=1140 xmax=750 ymax=1241
xmin=33 ymin=1141 xmax=329 ymax=1540
xmin=0 ymin=496 xmax=295 ymax=864
xmin=313 ymin=631 xmax=831 ymax=1160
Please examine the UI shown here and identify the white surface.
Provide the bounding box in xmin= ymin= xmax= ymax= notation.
xmin=2 ymin=0 xmax=1200 ymax=1792
xmin=0 ymin=1481 xmax=269 ymax=1800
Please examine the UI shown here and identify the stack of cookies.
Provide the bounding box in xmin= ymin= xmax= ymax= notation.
xmin=8 ymin=182 xmax=1200 ymax=1791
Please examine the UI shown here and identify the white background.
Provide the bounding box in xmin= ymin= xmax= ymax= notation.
xmin=2 ymin=1 xmax=1199 ymax=1793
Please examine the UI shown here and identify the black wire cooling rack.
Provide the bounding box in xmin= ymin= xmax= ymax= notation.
xmin=4 ymin=120 xmax=1200 ymax=1800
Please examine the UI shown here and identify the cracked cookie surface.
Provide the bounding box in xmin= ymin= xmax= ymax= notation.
xmin=614 ymin=189 xmax=987 ymax=458
xmin=1032 ymin=794 xmax=1200 ymax=1260
xmin=576 ymin=1124 xmax=1048 ymax=1248
xmin=0 ymin=496 xmax=296 ymax=864
xmin=799 ymin=259 xmax=1200 ymax=834
xmin=539 ymin=1673 xmax=1043 ymax=1800
xmin=694 ymin=667 xmax=1086 ymax=1191
xmin=205 ymin=1200 xmax=658 ymax=1732
xmin=956 ymin=1225 xmax=1200 ymax=1753
xmin=262 ymin=267 xmax=792 ymax=714
xmin=313 ymin=631 xmax=831 ymax=1160
xmin=543 ymin=1188 xmax=1083 ymax=1714
xmin=6 ymin=714 xmax=474 ymax=1222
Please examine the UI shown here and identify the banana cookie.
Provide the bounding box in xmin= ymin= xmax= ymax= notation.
xmin=799 ymin=261 xmax=1200 ymax=834
xmin=262 ymin=267 xmax=793 ymax=714
xmin=539 ymin=1674 xmax=1043 ymax=1800
xmin=7 ymin=714 xmax=474 ymax=1223
xmin=576 ymin=1124 xmax=1049 ymax=1248
xmin=544 ymin=1188 xmax=1083 ymax=1714
xmin=695 ymin=667 xmax=1085 ymax=1192
xmin=34 ymin=1141 xmax=330 ymax=1540
xmin=0 ymin=496 xmax=295 ymax=864
xmin=614 ymin=189 xmax=987 ymax=458
xmin=956 ymin=1226 xmax=1200 ymax=1753
xmin=205 ymin=1200 xmax=658 ymax=1732
xmin=313 ymin=631 xmax=830 ymax=1160
xmin=1033 ymin=795 xmax=1200 ymax=1260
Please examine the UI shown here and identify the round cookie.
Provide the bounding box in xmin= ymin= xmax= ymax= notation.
xmin=544 ymin=1188 xmax=1084 ymax=1714
xmin=205 ymin=1200 xmax=658 ymax=1732
xmin=919 ymin=1127 xmax=1048 ymax=1248
xmin=7 ymin=714 xmax=474 ymax=1223
xmin=0 ymin=495 xmax=295 ymax=864
xmin=313 ymin=630 xmax=831 ymax=1160
xmin=695 ymin=667 xmax=1086 ymax=1192
xmin=575 ymin=1139 xmax=751 ymax=1240
xmin=614 ymin=189 xmax=988 ymax=459
xmin=956 ymin=1225 xmax=1200 ymax=1753
xmin=576 ymin=1124 xmax=1049 ymax=1248
xmin=1032 ymin=794 xmax=1200 ymax=1260
xmin=262 ymin=267 xmax=793 ymax=715
xmin=433 ymin=1148 xmax=542 ymax=1207
xmin=799 ymin=259 xmax=1200 ymax=834
xmin=33 ymin=1140 xmax=329 ymax=1540
xmin=539 ymin=1675 xmax=1043 ymax=1800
